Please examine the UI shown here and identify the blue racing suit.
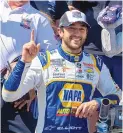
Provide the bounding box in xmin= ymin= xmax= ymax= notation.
xmin=2 ymin=45 xmax=121 ymax=133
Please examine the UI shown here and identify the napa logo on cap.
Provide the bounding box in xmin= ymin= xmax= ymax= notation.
xmin=59 ymin=83 xmax=85 ymax=108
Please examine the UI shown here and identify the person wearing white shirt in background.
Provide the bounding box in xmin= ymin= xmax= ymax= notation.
xmin=0 ymin=0 xmax=58 ymax=71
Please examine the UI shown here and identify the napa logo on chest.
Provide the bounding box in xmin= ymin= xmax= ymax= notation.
xmin=59 ymin=83 xmax=85 ymax=108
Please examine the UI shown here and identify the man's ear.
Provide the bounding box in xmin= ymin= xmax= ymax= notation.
xmin=57 ymin=27 xmax=64 ymax=38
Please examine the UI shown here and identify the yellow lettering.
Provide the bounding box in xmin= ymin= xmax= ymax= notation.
xmin=57 ymin=109 xmax=70 ymax=114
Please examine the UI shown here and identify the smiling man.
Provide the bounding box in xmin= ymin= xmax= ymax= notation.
xmin=2 ymin=10 xmax=121 ymax=133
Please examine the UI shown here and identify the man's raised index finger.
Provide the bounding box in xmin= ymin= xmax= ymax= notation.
xmin=30 ymin=29 xmax=34 ymax=42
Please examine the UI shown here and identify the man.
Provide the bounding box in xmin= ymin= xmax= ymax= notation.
xmin=0 ymin=0 xmax=58 ymax=70
xmin=2 ymin=10 xmax=121 ymax=133
xmin=0 ymin=0 xmax=57 ymax=133
xmin=68 ymin=0 xmax=122 ymax=89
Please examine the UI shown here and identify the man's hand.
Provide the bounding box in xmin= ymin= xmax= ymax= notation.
xmin=22 ymin=29 xmax=40 ymax=63
xmin=14 ymin=89 xmax=36 ymax=112
xmin=75 ymin=100 xmax=99 ymax=118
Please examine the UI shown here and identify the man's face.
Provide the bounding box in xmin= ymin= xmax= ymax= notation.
xmin=58 ymin=22 xmax=88 ymax=53
xmin=8 ymin=0 xmax=29 ymax=6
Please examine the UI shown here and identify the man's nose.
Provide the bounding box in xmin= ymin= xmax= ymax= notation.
xmin=74 ymin=28 xmax=81 ymax=34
